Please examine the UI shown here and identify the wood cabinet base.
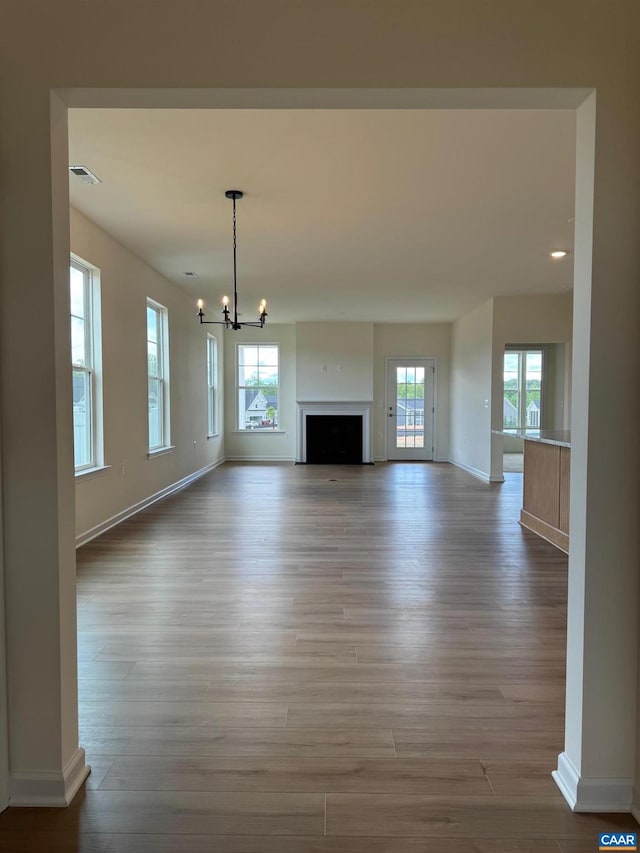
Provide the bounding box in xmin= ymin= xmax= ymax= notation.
xmin=520 ymin=509 xmax=569 ymax=554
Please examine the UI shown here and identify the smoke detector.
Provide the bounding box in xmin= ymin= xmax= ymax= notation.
xmin=69 ymin=165 xmax=102 ymax=185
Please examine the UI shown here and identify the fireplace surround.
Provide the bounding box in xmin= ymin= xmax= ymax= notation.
xmin=296 ymin=401 xmax=372 ymax=464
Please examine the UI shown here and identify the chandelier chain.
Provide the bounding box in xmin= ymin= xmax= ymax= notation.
xmin=196 ymin=189 xmax=267 ymax=330
xmin=232 ymin=195 xmax=237 ymax=253
xmin=232 ymin=194 xmax=238 ymax=323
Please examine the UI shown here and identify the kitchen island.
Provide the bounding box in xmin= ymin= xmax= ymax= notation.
xmin=496 ymin=430 xmax=571 ymax=554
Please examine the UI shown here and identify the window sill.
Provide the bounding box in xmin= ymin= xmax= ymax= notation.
xmin=75 ymin=464 xmax=112 ymax=481
xmin=232 ymin=430 xmax=286 ymax=435
xmin=147 ymin=445 xmax=176 ymax=459
xmin=207 ymin=433 xmax=220 ymax=440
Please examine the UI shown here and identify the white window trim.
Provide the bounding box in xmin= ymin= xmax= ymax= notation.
xmin=231 ymin=430 xmax=286 ymax=436
xmin=147 ymin=298 xmax=171 ymax=452
xmin=75 ymin=464 xmax=112 ymax=481
xmin=503 ymin=346 xmax=545 ymax=432
xmin=71 ymin=254 xmax=104 ymax=476
xmin=207 ymin=333 xmax=218 ymax=438
xmin=236 ymin=342 xmax=280 ymax=433
xmin=147 ymin=445 xmax=176 ymax=459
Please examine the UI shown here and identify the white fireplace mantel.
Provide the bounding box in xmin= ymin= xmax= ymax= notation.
xmin=296 ymin=401 xmax=372 ymax=464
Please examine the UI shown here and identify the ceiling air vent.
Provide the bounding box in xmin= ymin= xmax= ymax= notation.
xmin=69 ymin=165 xmax=102 ymax=185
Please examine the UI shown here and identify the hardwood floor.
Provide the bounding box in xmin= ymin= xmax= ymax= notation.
xmin=0 ymin=461 xmax=636 ymax=851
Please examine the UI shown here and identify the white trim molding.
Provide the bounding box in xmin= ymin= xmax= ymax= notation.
xmin=147 ymin=445 xmax=176 ymax=459
xmin=225 ymin=456 xmax=295 ymax=463
xmin=75 ymin=458 xmax=224 ymax=547
xmin=553 ymin=752 xmax=634 ymax=812
xmin=231 ymin=431 xmax=287 ymax=436
xmin=296 ymin=401 xmax=372 ymax=464
xmin=448 ymin=458 xmax=491 ymax=483
xmin=75 ymin=464 xmax=112 ymax=482
xmin=10 ymin=747 xmax=90 ymax=807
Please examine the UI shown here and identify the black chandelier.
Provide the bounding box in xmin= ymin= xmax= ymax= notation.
xmin=196 ymin=190 xmax=267 ymax=330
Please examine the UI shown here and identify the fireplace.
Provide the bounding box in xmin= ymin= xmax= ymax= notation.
xmin=296 ymin=401 xmax=372 ymax=464
xmin=306 ymin=415 xmax=363 ymax=464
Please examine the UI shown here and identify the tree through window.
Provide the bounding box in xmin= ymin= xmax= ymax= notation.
xmin=70 ymin=257 xmax=102 ymax=471
xmin=503 ymin=349 xmax=543 ymax=434
xmin=147 ymin=299 xmax=170 ymax=450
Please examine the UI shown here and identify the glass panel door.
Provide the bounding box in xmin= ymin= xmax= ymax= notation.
xmin=386 ymin=358 xmax=435 ymax=460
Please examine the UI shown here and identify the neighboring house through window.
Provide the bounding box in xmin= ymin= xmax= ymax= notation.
xmin=207 ymin=334 xmax=218 ymax=436
xmin=396 ymin=398 xmax=425 ymax=428
xmin=503 ymin=348 xmax=543 ymax=433
xmin=237 ymin=344 xmax=279 ymax=430
xmin=527 ymin=398 xmax=540 ymax=427
xmin=70 ymin=256 xmax=103 ymax=472
xmin=147 ymin=299 xmax=170 ymax=451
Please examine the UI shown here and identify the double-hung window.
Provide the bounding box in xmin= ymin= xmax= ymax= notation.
xmin=207 ymin=334 xmax=218 ymax=436
xmin=147 ymin=299 xmax=170 ymax=451
xmin=503 ymin=349 xmax=543 ymax=435
xmin=237 ymin=345 xmax=279 ymax=431
xmin=70 ymin=257 xmax=103 ymax=472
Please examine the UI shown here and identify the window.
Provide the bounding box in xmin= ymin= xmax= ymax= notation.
xmin=70 ymin=257 xmax=102 ymax=472
xmin=147 ymin=299 xmax=170 ymax=451
xmin=207 ymin=334 xmax=218 ymax=436
xmin=237 ymin=345 xmax=279 ymax=431
xmin=503 ymin=349 xmax=543 ymax=434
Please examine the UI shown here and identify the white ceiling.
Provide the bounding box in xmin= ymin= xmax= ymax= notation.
xmin=68 ymin=108 xmax=576 ymax=323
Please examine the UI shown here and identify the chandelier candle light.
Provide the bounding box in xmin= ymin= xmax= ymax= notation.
xmin=196 ymin=190 xmax=268 ymax=330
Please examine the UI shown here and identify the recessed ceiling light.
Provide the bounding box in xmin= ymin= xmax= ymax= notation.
xmin=69 ymin=165 xmax=102 ymax=185
xmin=550 ymin=250 xmax=568 ymax=259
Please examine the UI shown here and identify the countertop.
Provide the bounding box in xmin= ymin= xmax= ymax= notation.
xmin=492 ymin=429 xmax=571 ymax=448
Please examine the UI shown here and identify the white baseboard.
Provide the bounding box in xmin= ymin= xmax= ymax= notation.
xmin=553 ymin=752 xmax=634 ymax=812
xmin=76 ymin=458 xmax=225 ymax=547
xmin=10 ymin=747 xmax=90 ymax=807
xmin=225 ymin=456 xmax=295 ymax=463
xmin=552 ymin=751 xmax=581 ymax=809
xmin=372 ymin=456 xmax=450 ymax=464
xmin=448 ymin=458 xmax=491 ymax=483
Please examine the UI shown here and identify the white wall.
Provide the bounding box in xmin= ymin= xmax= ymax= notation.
xmin=492 ymin=293 xmax=574 ymax=348
xmin=0 ymin=452 xmax=7 ymax=810
xmin=296 ymin=322 xmax=374 ymax=401
xmin=227 ymin=321 xmax=450 ymax=463
xmin=449 ymin=299 xmax=494 ymax=480
xmin=1 ymin=0 xmax=639 ymax=814
xmin=490 ymin=293 xmax=573 ymax=477
xmin=637 ymin=638 xmax=640 ymax=819
xmin=373 ymin=323 xmax=451 ymax=461
xmin=71 ymin=209 xmax=224 ymax=541
xmin=223 ymin=324 xmax=297 ymax=461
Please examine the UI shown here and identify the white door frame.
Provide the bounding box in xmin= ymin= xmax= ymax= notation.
xmin=385 ymin=357 xmax=436 ymax=461
xmin=0 ymin=436 xmax=9 ymax=811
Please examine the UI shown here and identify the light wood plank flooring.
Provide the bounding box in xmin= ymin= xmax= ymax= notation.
xmin=0 ymin=461 xmax=636 ymax=851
